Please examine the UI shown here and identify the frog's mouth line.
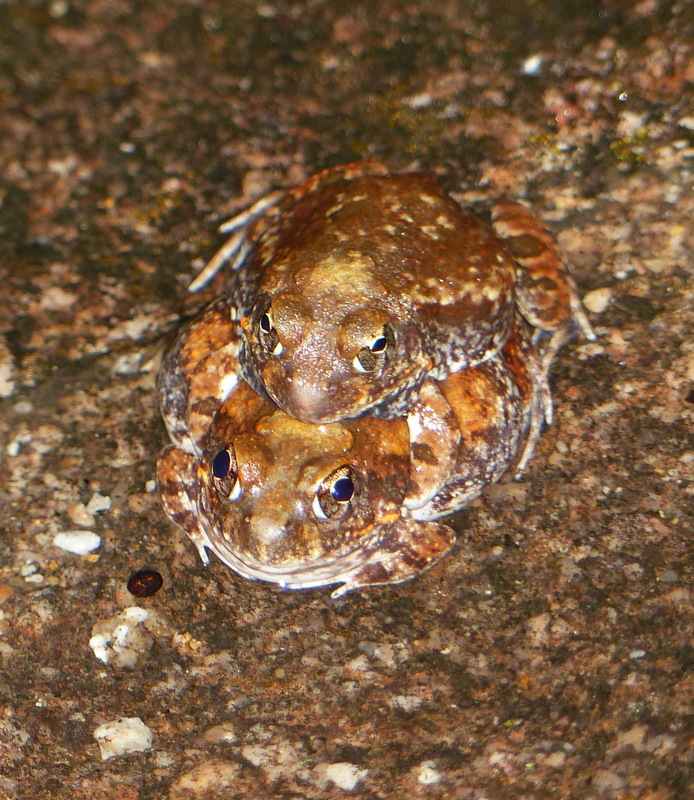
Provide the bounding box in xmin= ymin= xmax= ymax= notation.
xmin=195 ymin=524 xmax=387 ymax=593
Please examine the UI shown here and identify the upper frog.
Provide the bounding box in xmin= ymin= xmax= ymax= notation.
xmin=194 ymin=162 xmax=518 ymax=423
xmin=192 ymin=162 xmax=593 ymax=425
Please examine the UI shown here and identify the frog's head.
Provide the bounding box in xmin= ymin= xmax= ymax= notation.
xmin=243 ymin=282 xmax=428 ymax=423
xmin=194 ymin=385 xmax=412 ymax=586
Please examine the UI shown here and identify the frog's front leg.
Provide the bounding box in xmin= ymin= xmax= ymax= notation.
xmin=330 ymin=518 xmax=456 ymax=598
xmin=491 ymin=199 xmax=595 ymax=371
xmin=190 ymin=160 xmax=390 ymax=291
xmin=404 ymin=379 xmax=462 ymax=511
xmin=157 ymin=445 xmax=216 ymax=566
xmin=158 ymin=296 xmax=243 ymax=454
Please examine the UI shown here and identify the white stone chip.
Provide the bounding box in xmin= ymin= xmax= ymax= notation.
xmin=389 ymin=694 xmax=423 ymax=712
xmin=89 ymin=607 xmax=153 ymax=669
xmin=315 ymin=762 xmax=368 ymax=792
xmin=583 ymin=287 xmax=612 ymax=314
xmin=86 ymin=492 xmax=112 ymax=514
xmin=0 ymin=356 xmax=16 ymax=398
xmin=418 ymin=760 xmax=443 ymax=785
xmin=67 ymin=503 xmax=95 ymax=528
xmin=521 ymin=54 xmax=543 ymax=75
xmin=113 ymin=352 xmax=144 ymax=375
xmin=53 ymin=530 xmax=102 ymax=555
xmin=93 ymin=717 xmax=153 ymax=760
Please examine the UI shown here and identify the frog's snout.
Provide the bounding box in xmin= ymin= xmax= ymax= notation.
xmin=261 ymin=358 xmax=349 ymax=424
xmin=248 ymin=508 xmax=287 ymax=548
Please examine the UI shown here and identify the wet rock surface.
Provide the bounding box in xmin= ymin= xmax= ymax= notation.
xmin=1 ymin=1 xmax=691 ymax=798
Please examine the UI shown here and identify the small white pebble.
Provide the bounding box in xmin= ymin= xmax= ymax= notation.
xmin=404 ymin=91 xmax=433 ymax=109
xmin=93 ymin=717 xmax=153 ymax=760
xmin=389 ymin=695 xmax=423 ymax=712
xmin=0 ymin=358 xmax=16 ymax=399
xmin=316 ymin=762 xmax=368 ymax=792
xmin=86 ymin=492 xmax=111 ymax=514
xmin=89 ymin=607 xmax=153 ymax=669
xmin=545 ymin=751 xmax=566 ymax=767
xmin=113 ymin=352 xmax=144 ymax=375
xmin=418 ymin=760 xmax=442 ymax=785
xmin=67 ymin=503 xmax=95 ymax=528
xmin=53 ymin=531 xmax=101 ymax=555
xmin=630 ymin=649 xmax=646 ymax=659
xmin=583 ymin=287 xmax=612 ymax=314
xmin=521 ymin=54 xmax=543 ymax=75
xmin=7 ymin=431 xmax=32 ymax=457
xmin=25 ymin=573 xmax=45 ymax=585
xmin=145 ymin=479 xmax=157 ymax=493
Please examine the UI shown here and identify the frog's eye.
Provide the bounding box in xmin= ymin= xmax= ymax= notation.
xmin=353 ymin=323 xmax=395 ymax=373
xmin=257 ymin=306 xmax=283 ymax=356
xmin=211 ymin=446 xmax=241 ymax=500
xmin=313 ymin=465 xmax=357 ymax=520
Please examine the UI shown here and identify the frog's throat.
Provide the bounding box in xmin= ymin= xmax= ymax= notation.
xmin=193 ymin=525 xmax=386 ymax=591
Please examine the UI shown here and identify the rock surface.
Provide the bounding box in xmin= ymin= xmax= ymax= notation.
xmin=0 ymin=1 xmax=691 ymax=798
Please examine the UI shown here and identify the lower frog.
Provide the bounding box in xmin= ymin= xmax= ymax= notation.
xmin=157 ymin=318 xmax=543 ymax=597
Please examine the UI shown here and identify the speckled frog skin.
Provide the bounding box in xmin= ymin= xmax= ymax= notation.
xmin=191 ymin=162 xmax=593 ymax=424
xmin=157 ymin=315 xmax=544 ymax=597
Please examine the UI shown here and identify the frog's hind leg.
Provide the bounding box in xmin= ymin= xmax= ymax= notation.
xmin=501 ymin=317 xmax=554 ymax=475
xmin=514 ymin=344 xmax=552 ymax=474
xmin=491 ymin=198 xmax=595 ymax=374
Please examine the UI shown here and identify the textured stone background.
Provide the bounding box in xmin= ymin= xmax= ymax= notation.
xmin=0 ymin=1 xmax=691 ymax=798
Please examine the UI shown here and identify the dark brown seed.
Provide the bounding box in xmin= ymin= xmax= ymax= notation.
xmin=127 ymin=569 xmax=163 ymax=597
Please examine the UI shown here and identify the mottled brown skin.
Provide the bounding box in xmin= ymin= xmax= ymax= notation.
xmin=408 ymin=318 xmax=543 ymax=519
xmin=157 ymin=382 xmax=456 ymax=597
xmin=155 ymin=162 xmax=595 ymax=595
xmin=195 ymin=162 xmax=593 ymax=424
xmin=490 ymin=198 xmax=595 ymax=369
xmin=203 ymin=163 xmax=517 ymax=423
xmin=156 ymin=319 xmax=540 ymax=597
xmin=157 ymin=295 xmax=246 ymax=454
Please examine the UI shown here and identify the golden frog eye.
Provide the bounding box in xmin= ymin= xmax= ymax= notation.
xmin=211 ymin=446 xmax=241 ymax=500
xmin=257 ymin=306 xmax=283 ymax=355
xmin=353 ymin=323 xmax=395 ymax=373
xmin=313 ymin=465 xmax=357 ymax=520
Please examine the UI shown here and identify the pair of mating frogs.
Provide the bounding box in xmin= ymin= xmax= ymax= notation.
xmin=156 ymin=162 xmax=594 ymax=598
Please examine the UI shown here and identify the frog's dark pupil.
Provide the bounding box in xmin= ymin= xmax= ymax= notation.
xmin=370 ymin=336 xmax=387 ymax=353
xmin=331 ymin=476 xmax=354 ymax=502
xmin=212 ymin=450 xmax=231 ymax=479
xmin=260 ymin=313 xmax=272 ymax=333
